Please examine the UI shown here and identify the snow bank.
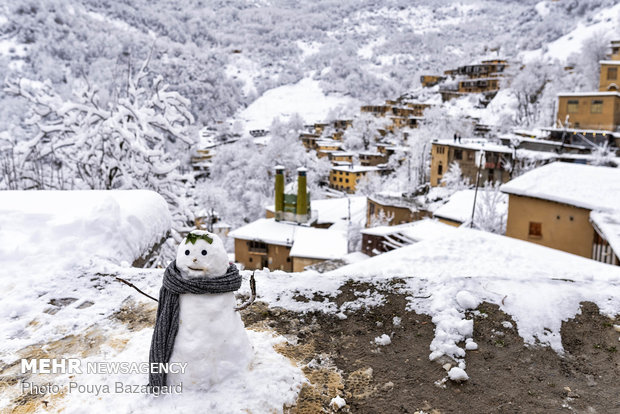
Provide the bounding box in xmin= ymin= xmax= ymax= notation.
xmin=0 ymin=190 xmax=170 ymax=358
xmin=0 ymin=190 xmax=170 ymax=268
xmin=242 ymin=227 xmax=620 ymax=381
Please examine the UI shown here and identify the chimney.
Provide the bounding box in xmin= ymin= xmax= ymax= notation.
xmin=274 ymin=166 xmax=284 ymax=221
xmin=296 ymin=167 xmax=308 ymax=222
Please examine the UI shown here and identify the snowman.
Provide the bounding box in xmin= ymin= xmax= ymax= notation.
xmin=149 ymin=230 xmax=253 ymax=391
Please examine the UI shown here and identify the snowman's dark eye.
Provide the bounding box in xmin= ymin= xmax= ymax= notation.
xmin=184 ymin=250 xmax=190 ymax=256
xmin=201 ymin=250 xmax=207 ymax=256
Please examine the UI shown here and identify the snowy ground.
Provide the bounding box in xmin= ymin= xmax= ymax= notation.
xmin=0 ymin=190 xmax=304 ymax=413
xmin=234 ymin=76 xmax=360 ymax=132
xmin=246 ymin=228 xmax=620 ymax=382
xmin=2 ymin=190 xmax=620 ymax=412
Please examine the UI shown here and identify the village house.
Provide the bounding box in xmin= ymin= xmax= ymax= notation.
xmin=230 ymin=167 xmax=349 ymax=271
xmin=366 ymin=192 xmax=429 ymax=227
xmin=361 ymin=219 xmax=456 ymax=256
xmin=430 ymin=139 xmax=513 ymax=187
xmin=359 ymin=151 xmax=388 ymax=166
xmin=300 ymin=133 xmax=320 ymax=151
xmin=328 ymin=151 xmax=355 ymax=165
xmin=439 ymin=59 xmax=508 ymax=100
xmin=316 ymin=138 xmax=343 ymax=158
xmin=553 ymin=40 xmax=620 ymax=145
xmin=500 ymin=162 xmax=620 ymax=265
xmin=329 ymin=165 xmax=381 ymax=193
xmin=556 ymin=91 xmax=620 ymax=131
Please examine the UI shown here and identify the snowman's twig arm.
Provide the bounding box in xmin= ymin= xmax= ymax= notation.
xmin=114 ymin=276 xmax=159 ymax=302
xmin=234 ymin=271 xmax=256 ymax=311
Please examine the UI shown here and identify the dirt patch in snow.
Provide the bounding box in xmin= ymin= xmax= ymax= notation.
xmin=245 ymin=281 xmax=620 ymax=413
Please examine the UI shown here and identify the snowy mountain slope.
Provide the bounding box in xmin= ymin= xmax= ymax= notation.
xmin=1 ymin=0 xmax=617 ymax=136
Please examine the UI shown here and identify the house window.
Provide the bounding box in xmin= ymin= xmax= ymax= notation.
xmin=454 ymin=150 xmax=463 ymax=160
xmin=467 ymin=151 xmax=474 ymax=160
xmin=345 ymin=179 xmax=349 ymax=183
xmin=567 ymin=100 xmax=579 ymax=113
xmin=248 ymin=240 xmax=267 ymax=253
xmin=608 ymin=67 xmax=617 ymax=80
xmin=528 ymin=222 xmax=542 ymax=238
xmin=437 ymin=164 xmax=443 ymax=175
xmin=591 ymin=100 xmax=603 ymax=114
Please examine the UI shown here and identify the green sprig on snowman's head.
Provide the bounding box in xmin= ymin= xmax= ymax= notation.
xmin=185 ymin=232 xmax=213 ymax=245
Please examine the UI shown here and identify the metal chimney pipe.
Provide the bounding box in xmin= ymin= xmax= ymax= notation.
xmin=296 ymin=167 xmax=308 ymax=222
xmin=275 ymin=166 xmax=285 ymax=221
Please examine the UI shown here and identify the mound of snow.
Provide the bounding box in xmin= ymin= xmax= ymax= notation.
xmin=236 ymin=77 xmax=360 ymax=132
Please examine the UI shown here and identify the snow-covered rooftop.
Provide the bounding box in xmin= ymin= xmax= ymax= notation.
xmin=266 ymin=196 xmax=367 ymax=227
xmin=228 ymin=218 xmax=297 ymax=246
xmin=289 ymin=226 xmax=347 ymax=260
xmin=590 ymin=211 xmax=620 ymax=259
xmin=557 ymin=91 xmax=620 ymax=98
xmin=331 ymin=165 xmax=381 ymax=173
xmin=432 ymin=138 xmax=513 ymax=154
xmin=500 ymin=162 xmax=620 ymax=212
xmin=229 ymin=218 xmax=348 ymax=260
xmin=433 ymin=189 xmax=507 ymax=224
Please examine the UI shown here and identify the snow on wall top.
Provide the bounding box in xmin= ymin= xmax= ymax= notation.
xmin=590 ymin=210 xmax=620 ymax=259
xmin=0 ymin=190 xmax=171 ymax=269
xmin=434 ymin=189 xmax=507 ymax=223
xmin=500 ymin=162 xmax=620 ymax=212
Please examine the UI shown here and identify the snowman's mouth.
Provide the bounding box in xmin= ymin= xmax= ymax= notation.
xmin=187 ymin=266 xmax=205 ymax=271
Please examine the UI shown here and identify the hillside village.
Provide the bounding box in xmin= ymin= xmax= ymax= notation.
xmin=2 ymin=2 xmax=620 ymax=413
xmin=198 ymin=39 xmax=620 ymax=272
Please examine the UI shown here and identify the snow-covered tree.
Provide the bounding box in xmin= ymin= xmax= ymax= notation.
xmin=472 ymin=182 xmax=507 ymax=234
xmin=4 ymin=55 xmax=196 ymax=263
xmin=440 ymin=161 xmax=471 ymax=191
xmin=590 ymin=142 xmax=618 ymax=167
xmin=369 ymin=208 xmax=394 ymax=227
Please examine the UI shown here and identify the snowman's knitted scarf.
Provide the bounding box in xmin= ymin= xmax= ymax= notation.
xmin=148 ymin=260 xmax=242 ymax=390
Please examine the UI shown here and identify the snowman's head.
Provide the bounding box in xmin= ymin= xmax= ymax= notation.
xmin=175 ymin=230 xmax=229 ymax=278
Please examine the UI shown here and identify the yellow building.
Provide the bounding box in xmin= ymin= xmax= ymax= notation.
xmin=598 ymin=61 xmax=620 ymax=91
xmin=316 ymin=139 xmax=343 ymax=158
xmin=359 ymin=151 xmax=388 ymax=166
xmin=329 ymin=165 xmax=381 ymax=193
xmin=300 ymin=133 xmax=320 ymax=150
xmin=360 ymin=105 xmax=392 ymax=116
xmin=556 ymin=92 xmax=620 ymax=130
xmin=501 ymin=162 xmax=620 ymax=265
xmin=328 ymin=151 xmax=354 ymax=164
xmin=229 ymin=218 xmax=348 ymax=272
xmin=430 ymin=139 xmax=512 ymax=187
